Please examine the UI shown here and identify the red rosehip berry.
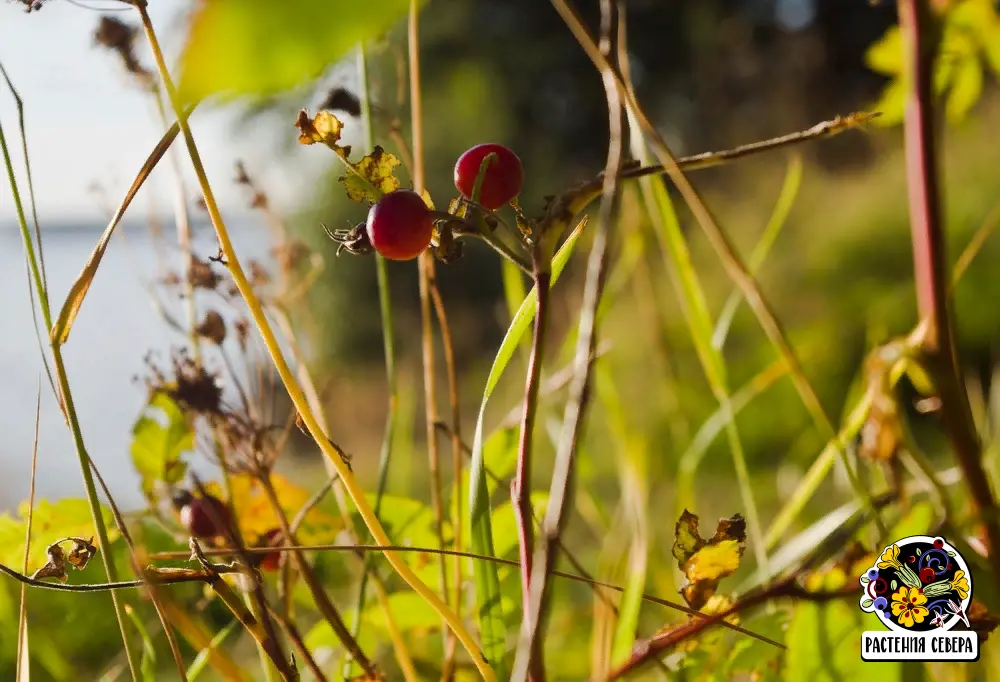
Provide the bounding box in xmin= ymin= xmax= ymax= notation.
xmin=256 ymin=528 xmax=285 ymax=572
xmin=920 ymin=567 xmax=936 ymax=583
xmin=454 ymin=143 xmax=524 ymax=210
xmin=933 ymin=538 xmax=945 ymax=549
xmin=174 ymin=490 xmax=231 ymax=539
xmin=365 ymin=189 xmax=434 ymax=261
xmin=906 ymin=555 xmax=916 ymax=563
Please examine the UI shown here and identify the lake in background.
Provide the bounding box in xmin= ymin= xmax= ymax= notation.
xmin=0 ymin=217 xmax=276 ymax=511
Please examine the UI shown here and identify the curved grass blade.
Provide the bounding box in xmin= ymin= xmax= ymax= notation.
xmin=468 ymin=218 xmax=586 ymax=675
xmin=50 ymin=106 xmax=194 ymax=346
xmin=712 ymin=153 xmax=803 ymax=350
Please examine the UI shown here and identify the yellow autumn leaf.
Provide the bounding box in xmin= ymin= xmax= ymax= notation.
xmin=295 ymin=110 xmax=346 ymax=151
xmin=202 ymin=473 xmax=342 ymax=545
xmin=339 ymin=145 xmax=402 ymax=205
xmin=672 ymin=510 xmax=746 ymax=610
xmin=685 ymin=539 xmax=743 ymax=583
xmin=0 ymin=499 xmax=118 ymax=573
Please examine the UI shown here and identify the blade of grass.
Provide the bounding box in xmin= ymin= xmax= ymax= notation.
xmin=347 ymin=45 xmax=403 ymax=677
xmin=0 ymin=64 xmax=55 ymax=398
xmin=123 ymin=605 xmax=157 ymax=682
xmin=407 ymin=1 xmax=453 ymax=657
xmin=186 ymin=619 xmax=241 ymax=681
xmin=159 ymin=601 xmax=248 ymax=682
xmin=625 ymin=90 xmax=767 ymax=573
xmin=712 ymin=153 xmax=804 ymax=349
xmin=16 ymin=383 xmax=40 ymax=682
xmin=468 ymin=219 xmax=586 ymax=677
xmin=596 ymin=368 xmax=650 ymax=668
xmin=135 ymin=7 xmax=491 ymax=678
xmin=1 ymin=65 xmax=139 ymax=682
xmin=550 ymin=0 xmax=886 ymax=540
xmin=676 ymin=356 xmax=790 ymax=514
xmin=50 ymin=110 xmax=191 ymax=346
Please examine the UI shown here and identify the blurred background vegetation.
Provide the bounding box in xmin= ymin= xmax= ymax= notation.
xmin=3 ymin=0 xmax=1000 ymax=679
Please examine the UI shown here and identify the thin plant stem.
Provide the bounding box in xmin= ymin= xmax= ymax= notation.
xmin=265 ymin=605 xmax=328 ymax=682
xmin=548 ymin=0 xmax=886 ymax=538
xmin=150 ymin=91 xmax=201 ymax=364
xmin=408 ymin=0 xmax=452 ymax=654
xmin=133 ymin=7 xmax=491 ymax=678
xmin=347 ymin=43 xmax=403 ymax=678
xmin=258 ymin=473 xmax=377 ymax=679
xmin=15 ymin=385 xmax=40 ymax=682
xmin=236 ymin=154 xmax=417 ymax=681
xmin=0 ymin=101 xmax=139 ymax=681
xmin=512 ymin=258 xmax=551 ymax=681
xmin=512 ymin=3 xmax=623 ymax=678
xmin=896 ymin=0 xmax=1000 ymax=586
xmin=428 ymin=282 xmax=465 ymax=682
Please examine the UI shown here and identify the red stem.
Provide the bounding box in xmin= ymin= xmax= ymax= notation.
xmin=897 ymin=0 xmax=1000 ymax=587
xmin=514 ymin=263 xmax=551 ymax=682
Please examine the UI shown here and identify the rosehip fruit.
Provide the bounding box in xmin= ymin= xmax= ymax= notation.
xmin=454 ymin=143 xmax=524 ymax=210
xmin=257 ymin=528 xmax=285 ymax=572
xmin=365 ymin=189 xmax=434 ymax=261
xmin=920 ymin=566 xmax=936 ymax=583
xmin=933 ymin=538 xmax=945 ymax=549
xmin=173 ymin=490 xmax=231 ymax=539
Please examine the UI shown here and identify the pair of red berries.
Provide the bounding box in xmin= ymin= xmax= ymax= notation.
xmin=173 ymin=490 xmax=284 ymax=572
xmin=366 ymin=143 xmax=524 ymax=261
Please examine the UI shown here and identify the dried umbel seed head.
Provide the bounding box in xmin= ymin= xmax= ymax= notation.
xmin=248 ymin=260 xmax=271 ymax=287
xmin=188 ymin=255 xmax=221 ymax=290
xmin=273 ymin=240 xmax=311 ymax=272
xmin=152 ymin=351 xmax=223 ymax=416
xmin=196 ymin=311 xmax=227 ymax=345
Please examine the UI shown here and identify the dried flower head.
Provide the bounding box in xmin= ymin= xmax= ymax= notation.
xmin=196 ymin=310 xmax=227 ymax=345
xmin=188 ymin=255 xmax=221 ymax=290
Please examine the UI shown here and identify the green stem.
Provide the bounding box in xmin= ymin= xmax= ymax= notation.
xmin=346 ymin=47 xmax=400 ymax=676
xmin=0 ymin=72 xmax=139 ymax=682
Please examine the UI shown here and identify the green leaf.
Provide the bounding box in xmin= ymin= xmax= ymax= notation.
xmin=0 ymin=498 xmax=118 ymax=572
xmin=945 ymin=57 xmax=983 ymax=122
xmin=186 ymin=619 xmax=240 ymax=681
xmin=865 ymin=26 xmax=903 ymax=75
xmin=361 ymin=591 xmax=441 ymax=633
xmin=466 ymin=219 xmax=586 ymax=678
xmin=725 ymin=611 xmax=787 ymax=675
xmin=124 ymin=604 xmax=157 ymax=682
xmin=489 ymin=494 xmax=549 ymax=560
xmin=861 ymin=598 xmax=874 ymax=609
xmin=130 ymin=393 xmax=194 ymax=496
xmin=785 ymin=599 xmax=898 ymax=681
xmin=869 ymin=78 xmax=907 ymax=127
xmin=178 ymin=0 xmax=422 ymax=102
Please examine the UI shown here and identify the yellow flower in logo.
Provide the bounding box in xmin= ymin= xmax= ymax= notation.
xmin=891 ymin=586 xmax=929 ymax=628
xmin=949 ymin=570 xmax=969 ymax=600
xmin=877 ymin=544 xmax=902 ymax=570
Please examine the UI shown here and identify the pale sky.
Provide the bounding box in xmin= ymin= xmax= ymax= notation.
xmin=0 ymin=0 xmax=349 ymax=227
